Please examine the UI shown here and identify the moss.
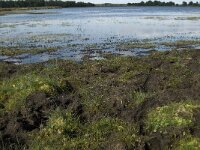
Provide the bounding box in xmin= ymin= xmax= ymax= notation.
xmin=86 ymin=117 xmax=138 ymax=148
xmin=175 ymin=17 xmax=200 ymax=21
xmin=82 ymin=94 xmax=103 ymax=115
xmin=103 ymin=56 xmax=149 ymax=74
xmin=30 ymin=109 xmax=138 ymax=150
xmin=146 ymin=101 xmax=200 ymax=133
xmin=144 ymin=16 xmax=167 ymax=20
xmin=1 ymin=48 xmax=200 ymax=149
xmin=0 ymin=47 xmax=27 ymax=55
xmin=29 ymin=109 xmax=80 ymax=150
xmin=166 ymin=56 xmax=181 ymax=63
xmin=118 ymin=42 xmax=156 ymax=50
xmin=175 ymin=135 xmax=200 ymax=150
xmin=167 ymin=77 xmax=183 ymax=88
xmin=128 ymin=91 xmax=149 ymax=108
xmin=162 ymin=40 xmax=200 ymax=48
xmin=0 ymin=72 xmax=61 ymax=111
xmin=118 ymin=70 xmax=137 ymax=82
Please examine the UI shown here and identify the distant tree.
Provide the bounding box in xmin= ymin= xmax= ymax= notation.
xmin=141 ymin=1 xmax=145 ymax=5
xmin=182 ymin=1 xmax=188 ymax=6
xmin=127 ymin=0 xmax=176 ymax=7
xmin=146 ymin=1 xmax=154 ymax=6
xmin=127 ymin=1 xmax=200 ymax=7
xmin=0 ymin=0 xmax=95 ymax=8
xmin=166 ymin=1 xmax=175 ymax=6
xmin=194 ymin=2 xmax=199 ymax=6
xmin=0 ymin=0 xmax=200 ymax=8
xmin=188 ymin=1 xmax=194 ymax=6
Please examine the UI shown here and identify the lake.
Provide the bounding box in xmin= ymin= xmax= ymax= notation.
xmin=1 ymin=6 xmax=200 ymax=63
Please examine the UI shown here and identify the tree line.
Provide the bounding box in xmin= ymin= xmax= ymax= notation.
xmin=127 ymin=1 xmax=200 ymax=7
xmin=0 ymin=0 xmax=95 ymax=8
xmin=1 ymin=0 xmax=200 ymax=8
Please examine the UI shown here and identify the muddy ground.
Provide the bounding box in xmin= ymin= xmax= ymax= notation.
xmin=0 ymin=49 xmax=200 ymax=149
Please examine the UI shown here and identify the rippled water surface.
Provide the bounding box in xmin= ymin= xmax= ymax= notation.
xmin=1 ymin=7 xmax=200 ymax=63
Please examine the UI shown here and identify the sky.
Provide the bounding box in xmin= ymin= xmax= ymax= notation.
xmin=73 ymin=0 xmax=198 ymax=4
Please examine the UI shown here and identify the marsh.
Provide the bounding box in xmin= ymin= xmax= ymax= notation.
xmin=0 ymin=6 xmax=200 ymax=63
xmin=1 ymin=4 xmax=200 ymax=150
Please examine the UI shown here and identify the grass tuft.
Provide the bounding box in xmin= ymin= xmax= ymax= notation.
xmin=146 ymin=101 xmax=200 ymax=133
xmin=30 ymin=109 xmax=138 ymax=150
xmin=0 ymin=72 xmax=61 ymax=111
xmin=175 ymin=135 xmax=200 ymax=150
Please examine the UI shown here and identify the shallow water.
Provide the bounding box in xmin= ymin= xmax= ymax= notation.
xmin=1 ymin=7 xmax=200 ymax=63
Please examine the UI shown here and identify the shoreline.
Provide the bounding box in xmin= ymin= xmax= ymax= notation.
xmin=0 ymin=6 xmax=200 ymax=148
xmin=1 ymin=5 xmax=200 ymax=16
xmin=0 ymin=6 xmax=61 ymax=15
xmin=0 ymin=48 xmax=200 ymax=149
xmin=1 ymin=39 xmax=200 ymax=64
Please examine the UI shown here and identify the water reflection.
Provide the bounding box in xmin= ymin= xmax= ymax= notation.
xmin=1 ymin=7 xmax=200 ymax=63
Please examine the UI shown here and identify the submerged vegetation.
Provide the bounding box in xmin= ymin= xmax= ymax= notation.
xmin=0 ymin=48 xmax=200 ymax=149
xmin=1 ymin=39 xmax=200 ymax=63
xmin=117 ymin=42 xmax=156 ymax=50
xmin=0 ymin=47 xmax=58 ymax=56
xmin=161 ymin=40 xmax=200 ymax=48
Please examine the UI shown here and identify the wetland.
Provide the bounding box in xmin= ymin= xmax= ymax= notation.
xmin=1 ymin=6 xmax=200 ymax=150
xmin=1 ymin=7 xmax=200 ymax=63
